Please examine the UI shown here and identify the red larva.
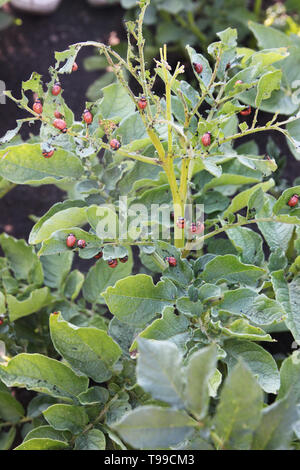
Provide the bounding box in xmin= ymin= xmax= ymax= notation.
xmin=42 ymin=149 xmax=55 ymax=159
xmin=83 ymin=109 xmax=93 ymax=125
xmin=193 ymin=62 xmax=203 ymax=74
xmin=53 ymin=118 xmax=68 ymax=133
xmin=66 ymin=234 xmax=76 ymax=248
xmin=119 ymin=255 xmax=128 ymax=263
xmin=33 ymin=98 xmax=43 ymax=114
xmin=176 ymin=217 xmax=185 ymax=229
xmin=130 ymin=349 xmax=138 ymax=359
xmin=166 ymin=256 xmax=177 ymax=267
xmin=201 ymin=132 xmax=211 ymax=147
xmin=110 ymin=139 xmax=121 ymax=150
xmin=95 ymin=251 xmax=103 ymax=259
xmin=52 ymin=82 xmax=62 ymax=96
xmin=54 ymin=110 xmax=63 ymax=119
xmin=287 ymin=194 xmax=299 ymax=207
xmin=0 ymin=316 xmax=4 ymax=326
xmin=108 ymin=259 xmax=118 ymax=268
xmin=190 ymin=222 xmax=204 ymax=235
xmin=72 ymin=62 xmax=78 ymax=72
xmin=240 ymin=106 xmax=251 ymax=116
xmin=138 ymin=96 xmax=147 ymax=110
xmin=77 ymin=239 xmax=86 ymax=249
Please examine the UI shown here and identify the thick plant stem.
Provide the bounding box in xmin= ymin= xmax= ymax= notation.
xmin=173 ymin=198 xmax=186 ymax=249
xmin=163 ymin=158 xmax=184 ymax=249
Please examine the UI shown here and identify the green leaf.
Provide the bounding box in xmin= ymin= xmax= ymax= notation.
xmin=108 ymin=317 xmax=137 ymax=358
xmin=117 ymin=112 xmax=147 ymax=145
xmin=203 ymin=174 xmax=261 ymax=194
xmin=43 ymin=404 xmax=89 ymax=434
xmin=0 ymin=144 xmax=84 ymax=185
xmin=255 ymin=70 xmax=282 ymax=108
xmin=269 ymin=249 xmax=288 ymax=272
xmin=218 ymin=288 xmax=284 ymax=325
xmin=0 ymin=428 xmax=16 ymax=451
xmin=78 ymin=387 xmax=109 ymax=406
xmin=201 ymin=254 xmax=265 ymax=286
xmin=224 ymin=340 xmax=280 ymax=394
xmin=185 ymin=344 xmax=218 ymax=419
xmin=130 ymin=307 xmax=190 ymax=352
xmin=55 ymin=45 xmax=78 ymax=73
xmin=103 ymin=274 xmax=177 ymax=327
xmin=100 ymin=82 xmax=135 ymax=121
xmin=86 ymin=204 xmax=119 ymax=238
xmin=0 ymin=292 xmax=5 ymax=315
xmin=15 ymin=438 xmax=69 ymax=450
xmin=155 ymin=241 xmax=193 ymax=287
xmin=24 ymin=425 xmax=69 ymax=443
xmin=249 ymin=48 xmax=290 ymax=67
xmin=186 ymin=45 xmax=212 ymax=88
xmin=112 ymin=406 xmax=197 ymax=449
xmin=0 ymin=391 xmax=25 ymax=423
xmin=273 ymin=186 xmax=300 ymax=215
xmin=257 ymin=197 xmax=295 ymax=252
xmin=286 ymin=118 xmax=300 ymax=160
xmin=252 ymin=393 xmax=298 ymax=450
xmin=0 ymin=354 xmax=88 ymax=400
xmin=248 ymin=22 xmax=293 ymax=49
xmin=74 ymin=429 xmax=106 ymax=450
xmin=213 ymin=362 xmax=263 ymax=450
xmin=208 ymin=369 xmax=222 ymax=398
xmin=27 ymin=395 xmax=57 ymax=418
xmin=271 ymin=271 xmax=300 ymax=343
xmin=22 ymin=72 xmax=43 ymax=96
xmin=41 ymin=252 xmax=73 ymax=289
xmin=248 ymin=186 xmax=265 ymax=213
xmin=86 ymin=73 xmax=116 ymax=101
xmin=136 ymin=339 xmax=185 ymax=408
xmin=29 ymin=200 xmax=88 ymax=245
xmin=82 ymin=251 xmax=133 ymax=304
xmin=223 ymin=179 xmax=274 ymax=217
xmin=0 ymin=233 xmax=43 ymax=283
xmin=63 ymin=270 xmax=84 ymax=300
xmin=237 ymin=154 xmax=277 ymax=176
xmin=37 ymin=228 xmax=101 ymax=257
xmin=216 ymin=318 xmax=273 ymax=342
xmin=278 ymin=352 xmax=300 ymax=402
xmin=50 ymin=314 xmax=122 ymax=383
xmin=226 ymin=226 xmax=264 ymax=265
xmin=7 ymin=287 xmax=52 ymax=322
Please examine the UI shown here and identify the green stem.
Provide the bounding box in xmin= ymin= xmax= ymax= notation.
xmin=187 ymin=11 xmax=207 ymax=44
xmin=254 ymin=0 xmax=262 ymax=18
xmin=203 ymin=217 xmax=275 ymax=242
xmin=0 ymin=416 xmax=32 ymax=430
xmin=70 ymin=393 xmax=120 ymax=448
xmin=187 ymin=52 xmax=221 ymax=126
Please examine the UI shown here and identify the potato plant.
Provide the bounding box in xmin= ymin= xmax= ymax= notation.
xmin=1 ymin=0 xmax=300 ymax=451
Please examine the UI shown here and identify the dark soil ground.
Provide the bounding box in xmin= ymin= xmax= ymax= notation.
xmin=0 ymin=0 xmax=298 ymax=362
xmin=0 ymin=0 xmax=124 ymax=239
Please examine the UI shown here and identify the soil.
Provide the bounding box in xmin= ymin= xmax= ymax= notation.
xmin=0 ymin=0 xmax=124 ymax=239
